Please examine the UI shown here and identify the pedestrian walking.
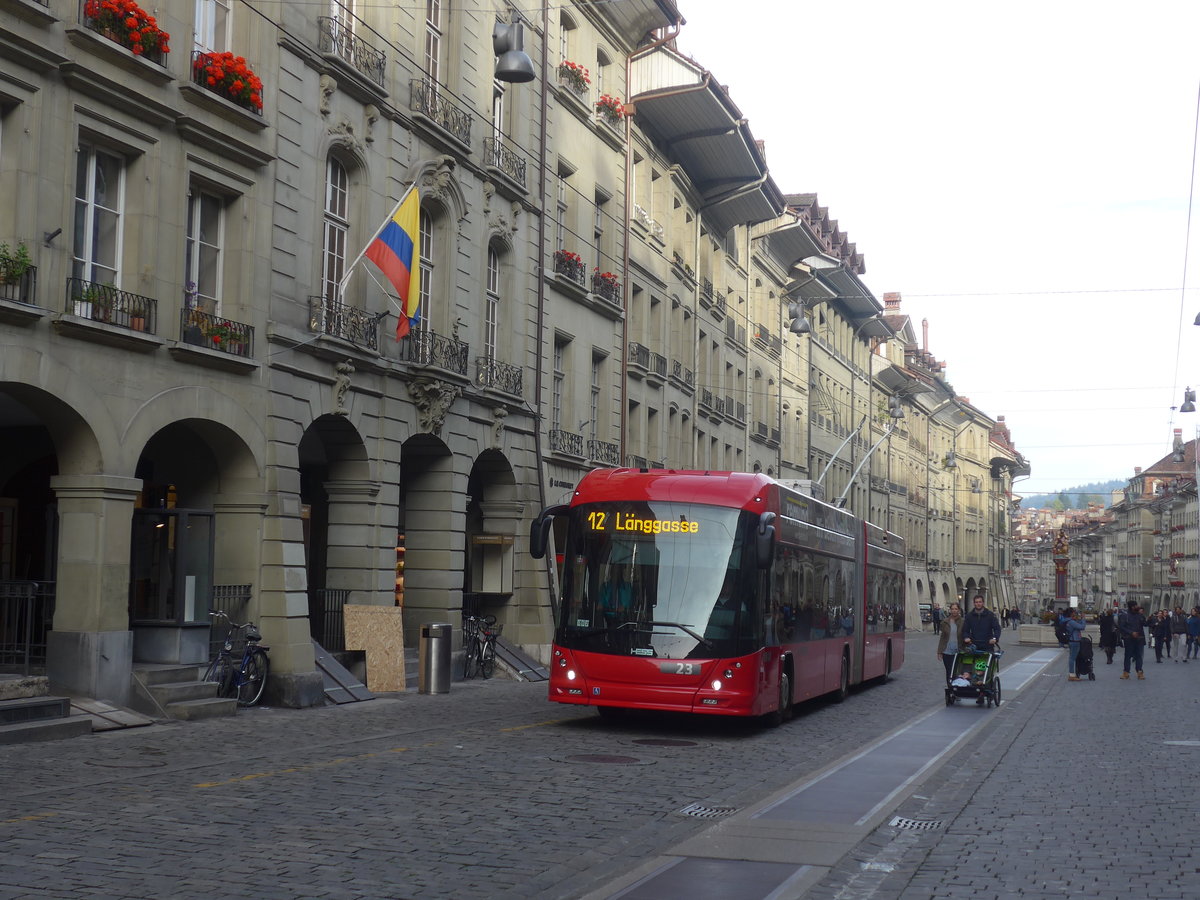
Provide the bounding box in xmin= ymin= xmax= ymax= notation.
xmin=962 ymin=594 xmax=1002 ymax=650
xmin=931 ymin=603 xmax=943 ymax=632
xmin=1169 ymin=606 xmax=1187 ymax=661
xmin=1151 ymin=610 xmax=1171 ymax=663
xmin=936 ymin=602 xmax=964 ymax=685
xmin=1098 ymin=606 xmax=1119 ymax=665
xmin=1186 ymin=607 xmax=1200 ymax=661
xmin=1010 ymin=608 xmax=1022 ymax=631
xmin=1066 ymin=609 xmax=1086 ymax=681
xmin=1118 ymin=600 xmax=1148 ymax=680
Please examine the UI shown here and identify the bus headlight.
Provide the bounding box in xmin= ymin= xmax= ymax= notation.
xmin=711 ymin=679 xmax=722 ymax=691
xmin=723 ymin=669 xmax=734 ymax=679
xmin=566 ymin=669 xmax=577 ymax=681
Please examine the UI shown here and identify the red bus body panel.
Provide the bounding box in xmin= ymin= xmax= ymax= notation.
xmin=546 ymin=469 xmax=905 ymax=717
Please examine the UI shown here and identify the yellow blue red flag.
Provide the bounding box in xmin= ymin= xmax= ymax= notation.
xmin=365 ymin=189 xmax=421 ymax=339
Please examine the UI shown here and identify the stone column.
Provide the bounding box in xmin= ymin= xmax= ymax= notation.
xmin=46 ymin=474 xmax=142 ymax=704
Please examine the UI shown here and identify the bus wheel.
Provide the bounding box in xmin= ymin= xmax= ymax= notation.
xmin=879 ymin=645 xmax=893 ymax=684
xmin=765 ymin=671 xmax=791 ymax=727
xmin=834 ymin=654 xmax=850 ymax=703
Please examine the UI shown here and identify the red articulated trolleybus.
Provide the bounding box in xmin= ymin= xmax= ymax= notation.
xmin=530 ymin=469 xmax=905 ymax=724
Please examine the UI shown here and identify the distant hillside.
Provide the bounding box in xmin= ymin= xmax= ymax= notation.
xmin=1017 ymin=479 xmax=1126 ymax=510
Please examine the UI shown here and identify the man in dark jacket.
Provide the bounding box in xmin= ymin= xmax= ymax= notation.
xmin=962 ymin=594 xmax=1001 ymax=649
xmin=1118 ymin=600 xmax=1148 ymax=679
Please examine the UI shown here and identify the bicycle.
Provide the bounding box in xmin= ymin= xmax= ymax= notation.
xmin=462 ymin=614 xmax=501 ymax=679
xmin=205 ymin=610 xmax=271 ymax=706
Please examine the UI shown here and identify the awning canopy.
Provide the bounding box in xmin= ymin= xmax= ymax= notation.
xmin=630 ymin=46 xmax=782 ymax=235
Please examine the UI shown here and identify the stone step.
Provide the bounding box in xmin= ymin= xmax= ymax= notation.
xmin=0 ymin=674 xmax=50 ymax=701
xmin=148 ymin=679 xmax=221 ymax=707
xmin=0 ymin=695 xmax=72 ymax=725
xmin=133 ymin=664 xmax=207 ymax=687
xmin=164 ymin=697 xmax=238 ymax=721
xmin=0 ymin=716 xmax=92 ymax=745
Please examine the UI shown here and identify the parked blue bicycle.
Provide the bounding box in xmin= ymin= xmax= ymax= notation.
xmin=205 ymin=610 xmax=270 ymax=706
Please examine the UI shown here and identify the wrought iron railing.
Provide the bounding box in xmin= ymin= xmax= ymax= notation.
xmin=209 ymin=584 xmax=251 ymax=659
xmin=628 ymin=341 xmax=650 ymax=369
xmin=592 ymin=271 xmax=621 ymax=304
xmin=588 ymin=439 xmax=621 ymax=465
xmin=700 ymin=278 xmax=715 ymax=307
xmin=549 ymin=429 xmax=583 ymax=456
xmin=0 ymin=581 xmax=54 ymax=675
xmin=308 ymin=587 xmax=349 ymax=652
xmin=0 ymin=266 xmax=36 ymax=305
xmin=82 ymin=6 xmax=168 ymax=66
xmin=400 ymin=329 xmax=469 ymax=375
xmin=180 ymin=307 xmax=253 ymax=357
xmin=475 ymin=356 xmax=523 ymax=396
xmin=67 ymin=277 xmax=156 ymax=332
xmin=308 ymin=296 xmax=380 ymax=350
xmin=190 ymin=50 xmax=264 ymax=115
xmin=410 ymin=78 xmax=472 ymax=145
xmin=626 ymin=454 xmax=648 ymax=468
xmin=317 ymin=16 xmax=385 ymax=88
xmin=649 ymin=351 xmax=667 ymax=378
xmin=483 ymin=136 xmax=527 ymax=189
xmin=553 ymin=250 xmax=585 ymax=286
xmin=700 ymin=389 xmax=715 ymax=410
xmin=632 ymin=204 xmax=664 ymax=239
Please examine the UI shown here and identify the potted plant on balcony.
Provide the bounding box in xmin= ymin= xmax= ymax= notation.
xmin=593 ymin=268 xmax=620 ymax=298
xmin=86 ymin=283 xmax=116 ymax=322
xmin=0 ymin=242 xmax=31 ymax=285
xmin=557 ymin=60 xmax=590 ymax=94
xmin=192 ymin=51 xmax=264 ymax=112
xmin=553 ymin=249 xmax=584 ymax=282
xmin=82 ymin=0 xmax=170 ymax=60
xmin=595 ymin=94 xmax=624 ymax=125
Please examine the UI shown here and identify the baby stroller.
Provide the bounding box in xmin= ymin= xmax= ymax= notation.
xmin=1074 ymin=636 xmax=1095 ymax=680
xmin=945 ymin=646 xmax=1003 ymax=708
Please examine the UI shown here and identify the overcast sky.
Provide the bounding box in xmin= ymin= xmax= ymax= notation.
xmin=675 ymin=0 xmax=1200 ymax=497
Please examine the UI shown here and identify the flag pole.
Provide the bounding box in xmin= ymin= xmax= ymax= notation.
xmin=339 ymin=182 xmax=416 ymax=299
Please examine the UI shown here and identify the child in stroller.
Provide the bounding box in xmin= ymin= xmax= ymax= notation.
xmin=945 ymin=646 xmax=1003 ymax=707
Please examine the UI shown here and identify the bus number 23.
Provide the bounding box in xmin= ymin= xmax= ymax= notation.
xmin=659 ymin=662 xmax=697 ymax=675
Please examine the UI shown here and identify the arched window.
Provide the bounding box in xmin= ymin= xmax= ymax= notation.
xmin=321 ymin=157 xmax=349 ymax=302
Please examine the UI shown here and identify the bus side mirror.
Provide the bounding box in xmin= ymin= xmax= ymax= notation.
xmin=756 ymin=511 xmax=776 ymax=569
xmin=530 ymin=505 xmax=568 ymax=559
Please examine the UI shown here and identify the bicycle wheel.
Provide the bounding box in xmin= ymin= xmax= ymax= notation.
xmin=480 ymin=639 xmax=496 ymax=679
xmin=203 ymin=655 xmax=236 ymax=699
xmin=462 ymin=634 xmax=479 ymax=679
xmin=236 ymin=650 xmax=270 ymax=706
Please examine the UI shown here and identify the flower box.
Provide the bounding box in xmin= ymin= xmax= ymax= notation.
xmin=553 ymin=249 xmax=584 ymax=284
xmin=192 ymin=51 xmax=264 ymax=113
xmin=557 ymin=60 xmax=590 ymax=95
xmin=83 ymin=0 xmax=170 ymax=62
xmin=596 ymin=94 xmax=624 ymax=125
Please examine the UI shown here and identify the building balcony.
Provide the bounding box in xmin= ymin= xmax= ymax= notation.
xmin=401 ymin=329 xmax=469 ymax=377
xmin=81 ymin=2 xmax=169 ymax=68
xmin=180 ymin=307 xmax=253 ymax=357
xmin=0 ymin=266 xmax=36 ymax=305
xmin=700 ymin=278 xmax=715 ymax=308
xmin=410 ymin=78 xmax=472 ymax=148
xmin=317 ymin=16 xmax=386 ymax=90
xmin=308 ymin=296 xmax=379 ymax=350
xmin=67 ymin=277 xmax=156 ymax=332
xmin=475 ymin=356 xmax=522 ymax=397
xmin=482 ymin=136 xmax=527 ymax=191
xmin=626 ymin=454 xmax=648 ymax=469
xmin=553 ymin=250 xmax=585 ymax=286
xmin=592 ymin=270 xmax=621 ymax=305
xmin=190 ymin=51 xmax=264 ymax=116
xmin=549 ymin=429 xmax=583 ymax=457
xmin=588 ymin=439 xmax=621 ymax=466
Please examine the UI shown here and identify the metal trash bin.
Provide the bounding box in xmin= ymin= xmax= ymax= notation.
xmin=418 ymin=622 xmax=452 ymax=694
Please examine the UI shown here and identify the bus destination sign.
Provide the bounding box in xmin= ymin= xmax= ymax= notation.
xmin=585 ymin=511 xmax=700 ymax=535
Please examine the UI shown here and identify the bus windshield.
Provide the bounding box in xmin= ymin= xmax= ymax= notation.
xmin=556 ymin=501 xmax=761 ymax=659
